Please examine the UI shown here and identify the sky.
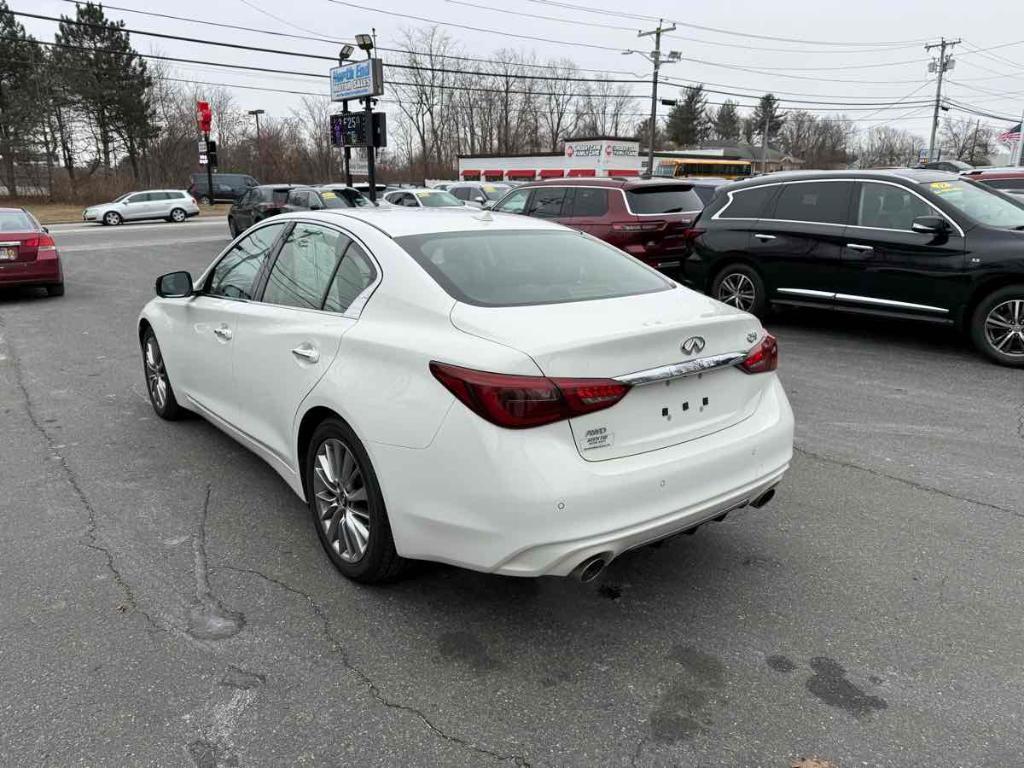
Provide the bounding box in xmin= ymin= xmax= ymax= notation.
xmin=14 ymin=0 xmax=1024 ymax=154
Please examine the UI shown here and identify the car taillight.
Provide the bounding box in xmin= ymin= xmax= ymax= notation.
xmin=739 ymin=332 xmax=778 ymax=374
xmin=611 ymin=221 xmax=666 ymax=232
xmin=429 ymin=362 xmax=631 ymax=429
xmin=681 ymin=227 xmax=705 ymax=243
xmin=190 ymin=197 xmax=199 ymax=206
xmin=22 ymin=234 xmax=57 ymax=253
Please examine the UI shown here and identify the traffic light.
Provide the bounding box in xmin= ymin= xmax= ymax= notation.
xmin=206 ymin=140 xmax=218 ymax=168
xmin=196 ymin=101 xmax=212 ymax=134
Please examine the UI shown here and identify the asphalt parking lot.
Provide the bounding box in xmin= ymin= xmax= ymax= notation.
xmin=1 ymin=218 xmax=1021 ymax=767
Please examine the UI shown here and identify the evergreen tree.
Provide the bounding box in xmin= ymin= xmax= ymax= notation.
xmin=0 ymin=1 xmax=43 ymax=195
xmin=53 ymin=2 xmax=155 ymax=176
xmin=666 ymin=85 xmax=709 ymax=148
xmin=751 ymin=93 xmax=787 ymax=145
xmin=711 ymin=100 xmax=741 ymax=143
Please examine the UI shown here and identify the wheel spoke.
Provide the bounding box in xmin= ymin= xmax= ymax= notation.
xmin=340 ymin=449 xmax=356 ymax=489
xmin=325 ymin=504 xmax=343 ymax=541
xmin=317 ymin=453 xmax=337 ymax=487
xmin=348 ymin=515 xmax=369 ymax=553
xmin=347 ymin=485 xmax=367 ymax=504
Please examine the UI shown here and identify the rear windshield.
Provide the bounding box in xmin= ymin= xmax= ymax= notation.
xmin=0 ymin=211 xmax=35 ymax=232
xmin=626 ymin=186 xmax=702 ymax=214
xmin=396 ymin=230 xmax=672 ymax=307
xmin=265 ymin=188 xmax=291 ymax=205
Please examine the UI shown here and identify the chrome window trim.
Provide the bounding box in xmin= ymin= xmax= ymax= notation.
xmin=620 ymin=188 xmax=702 ymax=217
xmin=615 ymin=351 xmax=748 ymax=386
xmin=712 ymin=178 xmax=965 ymax=237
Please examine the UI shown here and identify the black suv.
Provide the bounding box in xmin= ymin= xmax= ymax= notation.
xmin=228 ymin=184 xmax=301 ymax=237
xmin=189 ymin=172 xmax=259 ymax=205
xmin=685 ymin=169 xmax=1024 ymax=366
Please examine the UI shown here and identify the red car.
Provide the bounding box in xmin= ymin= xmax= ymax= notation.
xmin=489 ymin=178 xmax=704 ymax=276
xmin=961 ymin=168 xmax=1024 ymax=200
xmin=0 ymin=208 xmax=64 ymax=296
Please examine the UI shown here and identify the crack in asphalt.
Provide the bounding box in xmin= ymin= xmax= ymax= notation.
xmin=0 ymin=315 xmax=164 ymax=629
xmin=187 ymin=486 xmax=245 ymax=641
xmin=220 ymin=564 xmax=531 ymax=767
xmin=794 ymin=446 xmax=1021 ymax=518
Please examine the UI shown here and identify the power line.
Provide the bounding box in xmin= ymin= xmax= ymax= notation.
xmin=521 ymin=0 xmax=930 ymax=48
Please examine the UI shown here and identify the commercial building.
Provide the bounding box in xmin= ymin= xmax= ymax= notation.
xmin=457 ymin=137 xmax=641 ymax=182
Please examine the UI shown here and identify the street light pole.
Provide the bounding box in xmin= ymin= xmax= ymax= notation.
xmin=248 ymin=109 xmax=265 ymax=179
xmin=355 ymin=33 xmax=377 ymax=203
xmin=925 ymin=37 xmax=960 ymax=163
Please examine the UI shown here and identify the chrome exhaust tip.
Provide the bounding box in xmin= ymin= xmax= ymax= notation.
xmin=572 ymin=555 xmax=608 ymax=583
xmin=750 ymin=487 xmax=776 ymax=509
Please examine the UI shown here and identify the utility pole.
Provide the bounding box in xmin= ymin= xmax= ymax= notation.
xmin=925 ymin=37 xmax=960 ymax=163
xmin=248 ymin=109 xmax=264 ymax=179
xmin=968 ymin=118 xmax=980 ymax=165
xmin=760 ymin=110 xmax=771 ymax=174
xmin=637 ymin=20 xmax=677 ymax=177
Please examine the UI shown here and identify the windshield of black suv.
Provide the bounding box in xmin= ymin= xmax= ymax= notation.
xmin=926 ymin=179 xmax=1024 ymax=229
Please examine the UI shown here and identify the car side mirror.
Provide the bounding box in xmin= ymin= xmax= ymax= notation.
xmin=155 ymin=270 xmax=193 ymax=298
xmin=481 ymin=201 xmax=495 ymax=210
xmin=309 ymin=203 xmax=323 ymax=211
xmin=911 ymin=215 xmax=949 ymax=235
xmin=475 ymin=196 xmax=487 ymax=204
xmin=42 ymin=226 xmax=49 ymax=234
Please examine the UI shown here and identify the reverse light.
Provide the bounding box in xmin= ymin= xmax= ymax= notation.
xmin=739 ymin=332 xmax=778 ymax=374
xmin=430 ymin=362 xmax=631 ymax=429
xmin=22 ymin=233 xmax=57 ymax=255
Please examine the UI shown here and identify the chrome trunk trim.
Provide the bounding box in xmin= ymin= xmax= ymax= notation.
xmin=615 ymin=351 xmax=747 ymax=386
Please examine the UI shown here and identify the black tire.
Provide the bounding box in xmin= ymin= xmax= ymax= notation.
xmin=710 ymin=262 xmax=768 ymax=318
xmin=306 ymin=417 xmax=406 ymax=584
xmin=103 ymin=211 xmax=122 ymax=226
xmin=45 ymin=283 xmax=64 ymax=297
xmin=169 ymin=207 xmax=187 ymax=223
xmin=199 ymin=195 xmax=212 ymax=206
xmin=228 ymin=217 xmax=239 ymax=238
xmin=970 ymin=284 xmax=1024 ymax=367
xmin=141 ymin=328 xmax=184 ymax=420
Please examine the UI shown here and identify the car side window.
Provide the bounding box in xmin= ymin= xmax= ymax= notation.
xmin=856 ymin=183 xmax=936 ymax=231
xmin=125 ymin=193 xmax=147 ymax=204
xmin=494 ymin=188 xmax=531 ymax=214
xmin=207 ymin=223 xmax=286 ymax=300
xmin=324 ymin=242 xmax=377 ymax=314
xmin=287 ymin=190 xmax=309 ymax=208
xmin=262 ymin=223 xmax=347 ymax=310
xmin=569 ymin=187 xmax=608 ymax=217
xmin=528 ymin=187 xmax=567 ymax=219
xmin=772 ymin=181 xmax=853 ymax=225
xmin=718 ymin=186 xmax=778 ymax=219
xmin=450 ymin=187 xmax=470 ymax=201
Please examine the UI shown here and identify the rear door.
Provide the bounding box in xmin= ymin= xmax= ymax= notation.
xmin=230 ymin=222 xmax=377 ymax=463
xmin=558 ymin=186 xmax=610 ymax=238
xmin=525 ymin=186 xmax=569 ymax=220
xmin=841 ymin=180 xmax=965 ymax=318
xmin=748 ymin=180 xmax=853 ymax=307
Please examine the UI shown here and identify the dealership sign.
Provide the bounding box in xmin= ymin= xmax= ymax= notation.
xmin=330 ymin=59 xmax=384 ymax=101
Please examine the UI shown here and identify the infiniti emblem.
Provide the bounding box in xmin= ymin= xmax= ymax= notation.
xmin=681 ymin=336 xmax=706 ymax=355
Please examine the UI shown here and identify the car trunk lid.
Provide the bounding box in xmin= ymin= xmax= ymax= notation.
xmin=450 ymin=288 xmax=768 ymax=460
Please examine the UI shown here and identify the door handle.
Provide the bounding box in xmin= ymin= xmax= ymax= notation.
xmin=291 ymin=344 xmax=320 ymax=364
xmin=846 ymin=243 xmax=874 ymax=252
xmin=754 ymin=233 xmax=776 ymax=241
xmin=213 ymin=325 xmax=232 ymax=341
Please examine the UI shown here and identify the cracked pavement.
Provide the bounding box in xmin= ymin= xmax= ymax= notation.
xmin=0 ymin=219 xmax=1020 ymax=767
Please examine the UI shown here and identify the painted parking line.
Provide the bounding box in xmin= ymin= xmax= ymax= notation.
xmin=60 ymin=236 xmax=229 ymax=253
xmin=50 ymin=219 xmax=228 ymax=235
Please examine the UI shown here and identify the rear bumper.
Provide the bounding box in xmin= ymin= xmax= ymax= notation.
xmin=368 ymin=375 xmax=794 ymax=577
xmin=0 ymin=259 xmax=61 ymax=286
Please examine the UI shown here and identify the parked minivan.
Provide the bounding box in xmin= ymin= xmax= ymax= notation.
xmin=684 ymin=169 xmax=1024 ymax=366
xmin=188 ymin=172 xmax=259 ymax=205
xmin=491 ymin=177 xmax=703 ymax=277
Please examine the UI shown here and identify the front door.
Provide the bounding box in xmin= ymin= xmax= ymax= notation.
xmin=750 ymin=180 xmax=854 ymax=308
xmin=841 ymin=181 xmax=966 ymax=319
xmin=173 ymin=222 xmax=288 ymax=424
xmin=230 ymin=222 xmax=378 ymax=467
xmin=121 ymin=192 xmax=153 ymax=220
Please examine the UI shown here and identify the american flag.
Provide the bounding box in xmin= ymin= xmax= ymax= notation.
xmin=997 ymin=122 xmax=1022 ymax=144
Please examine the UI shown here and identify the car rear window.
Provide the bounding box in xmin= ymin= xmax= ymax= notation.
xmin=626 ymin=186 xmax=702 ymax=214
xmin=396 ymin=230 xmax=672 ymax=307
xmin=0 ymin=211 xmax=35 ymax=232
xmin=269 ymin=188 xmax=291 ymax=205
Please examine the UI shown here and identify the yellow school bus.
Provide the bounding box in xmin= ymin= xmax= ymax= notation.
xmin=654 ymin=157 xmax=753 ymax=180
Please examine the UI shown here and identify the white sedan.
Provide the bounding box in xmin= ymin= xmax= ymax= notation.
xmin=138 ymin=209 xmax=793 ymax=583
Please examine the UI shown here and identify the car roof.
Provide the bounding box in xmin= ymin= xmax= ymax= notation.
xmin=723 ymin=168 xmax=958 ymax=190
xmin=282 ymin=208 xmax=566 ymax=238
xmin=524 ymin=177 xmax=696 ymax=190
xmin=962 ymin=168 xmax=1024 ymax=178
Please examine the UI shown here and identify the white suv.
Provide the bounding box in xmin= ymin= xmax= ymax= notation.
xmin=84 ymin=190 xmax=200 ymax=226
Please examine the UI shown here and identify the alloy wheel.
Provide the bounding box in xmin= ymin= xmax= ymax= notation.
xmin=144 ymin=336 xmax=169 ymax=410
xmin=104 ymin=212 xmax=121 ymax=226
xmin=171 ymin=208 xmax=186 ymax=222
xmin=984 ymin=299 xmax=1024 ymax=358
xmin=312 ymin=438 xmax=371 ymax=563
xmin=718 ymin=273 xmax=756 ymax=311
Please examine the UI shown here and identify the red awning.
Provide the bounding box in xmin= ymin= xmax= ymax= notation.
xmin=566 ymin=168 xmax=596 ymax=177
xmin=607 ymin=168 xmax=639 ymax=177
xmin=539 ymin=169 xmax=564 ymax=178
xmin=483 ymin=169 xmax=504 ymax=178
xmin=461 ymin=170 xmax=480 ymax=179
xmin=507 ymin=170 xmax=535 ymax=179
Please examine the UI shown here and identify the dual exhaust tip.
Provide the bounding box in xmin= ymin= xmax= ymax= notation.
xmin=569 ymin=485 xmax=778 ymax=583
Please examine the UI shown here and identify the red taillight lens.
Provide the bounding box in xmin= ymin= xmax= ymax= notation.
xmin=430 ymin=362 xmax=630 ymax=429
xmin=21 ymin=233 xmax=56 ymax=254
xmin=681 ymin=227 xmax=705 ymax=243
xmin=611 ymin=221 xmax=666 ymax=232
xmin=739 ymin=332 xmax=778 ymax=374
